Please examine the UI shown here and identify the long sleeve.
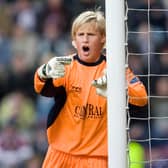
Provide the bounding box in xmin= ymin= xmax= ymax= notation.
xmin=34 ymin=71 xmax=46 ymax=94
xmin=34 ymin=70 xmax=65 ymax=97
xmin=126 ymin=68 xmax=148 ymax=107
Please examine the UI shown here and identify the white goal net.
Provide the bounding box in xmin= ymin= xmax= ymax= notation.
xmin=125 ymin=0 xmax=168 ymax=168
xmin=105 ymin=0 xmax=168 ymax=167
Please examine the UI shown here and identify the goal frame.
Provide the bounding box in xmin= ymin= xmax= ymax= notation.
xmin=105 ymin=1 xmax=126 ymax=167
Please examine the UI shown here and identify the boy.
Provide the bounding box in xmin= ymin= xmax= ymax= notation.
xmin=34 ymin=10 xmax=147 ymax=168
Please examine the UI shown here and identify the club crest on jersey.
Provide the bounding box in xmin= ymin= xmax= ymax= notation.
xmin=130 ymin=77 xmax=139 ymax=84
xmin=70 ymin=85 xmax=82 ymax=93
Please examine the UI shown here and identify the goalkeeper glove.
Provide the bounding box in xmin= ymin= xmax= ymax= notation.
xmin=37 ymin=56 xmax=72 ymax=79
xmin=92 ymin=69 xmax=107 ymax=97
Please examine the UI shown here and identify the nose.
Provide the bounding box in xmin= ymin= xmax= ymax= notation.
xmin=83 ymin=34 xmax=89 ymax=42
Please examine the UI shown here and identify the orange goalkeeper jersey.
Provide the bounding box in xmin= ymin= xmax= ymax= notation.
xmin=34 ymin=54 xmax=147 ymax=157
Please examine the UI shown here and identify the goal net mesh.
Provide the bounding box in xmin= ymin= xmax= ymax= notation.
xmin=125 ymin=0 xmax=168 ymax=167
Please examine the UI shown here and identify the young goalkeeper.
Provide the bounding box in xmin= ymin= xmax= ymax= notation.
xmin=34 ymin=10 xmax=148 ymax=168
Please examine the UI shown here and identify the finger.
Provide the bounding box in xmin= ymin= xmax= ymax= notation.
xmin=92 ymin=80 xmax=99 ymax=86
xmin=96 ymin=88 xmax=107 ymax=98
xmin=56 ymin=56 xmax=72 ymax=65
xmin=50 ymin=71 xmax=65 ymax=78
xmin=92 ymin=75 xmax=107 ymax=87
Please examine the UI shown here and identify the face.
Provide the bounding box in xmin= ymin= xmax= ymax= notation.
xmin=73 ymin=21 xmax=105 ymax=63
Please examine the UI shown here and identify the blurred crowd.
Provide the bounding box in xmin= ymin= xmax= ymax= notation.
xmin=0 ymin=0 xmax=167 ymax=167
xmin=0 ymin=0 xmax=104 ymax=167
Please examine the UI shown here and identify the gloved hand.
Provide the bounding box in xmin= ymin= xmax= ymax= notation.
xmin=37 ymin=56 xmax=72 ymax=79
xmin=92 ymin=69 xmax=107 ymax=97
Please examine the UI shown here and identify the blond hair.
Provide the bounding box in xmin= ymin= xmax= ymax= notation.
xmin=71 ymin=10 xmax=105 ymax=40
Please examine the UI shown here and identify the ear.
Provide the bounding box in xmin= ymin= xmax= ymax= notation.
xmin=101 ymin=36 xmax=106 ymax=44
xmin=72 ymin=41 xmax=77 ymax=49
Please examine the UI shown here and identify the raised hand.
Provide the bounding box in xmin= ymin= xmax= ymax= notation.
xmin=38 ymin=56 xmax=72 ymax=79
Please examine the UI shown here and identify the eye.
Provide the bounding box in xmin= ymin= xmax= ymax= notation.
xmin=88 ymin=33 xmax=95 ymax=36
xmin=77 ymin=33 xmax=84 ymax=36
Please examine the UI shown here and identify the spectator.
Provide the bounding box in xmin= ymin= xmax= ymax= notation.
xmin=5 ymin=50 xmax=36 ymax=98
xmin=37 ymin=14 xmax=73 ymax=57
xmin=36 ymin=0 xmax=72 ymax=35
xmin=129 ymin=123 xmax=146 ymax=168
xmin=151 ymin=77 xmax=168 ymax=138
xmin=10 ymin=22 xmax=38 ymax=70
xmin=151 ymin=42 xmax=168 ymax=75
xmin=11 ymin=0 xmax=37 ymax=32
xmin=0 ymin=91 xmax=36 ymax=131
xmin=0 ymin=121 xmax=34 ymax=168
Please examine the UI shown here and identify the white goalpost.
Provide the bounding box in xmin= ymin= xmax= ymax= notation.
xmin=106 ymin=0 xmax=168 ymax=167
xmin=105 ymin=1 xmax=126 ymax=168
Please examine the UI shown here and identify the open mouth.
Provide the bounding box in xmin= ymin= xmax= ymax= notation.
xmin=82 ymin=46 xmax=90 ymax=52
